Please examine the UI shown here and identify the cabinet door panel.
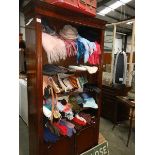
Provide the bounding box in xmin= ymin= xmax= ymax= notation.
xmin=44 ymin=136 xmax=75 ymax=155
xmin=76 ymin=126 xmax=96 ymax=155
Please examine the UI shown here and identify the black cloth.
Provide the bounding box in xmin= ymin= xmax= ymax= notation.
xmin=115 ymin=53 xmax=124 ymax=84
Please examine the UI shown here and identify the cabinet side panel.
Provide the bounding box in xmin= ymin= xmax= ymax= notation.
xmin=25 ymin=20 xmax=39 ymax=155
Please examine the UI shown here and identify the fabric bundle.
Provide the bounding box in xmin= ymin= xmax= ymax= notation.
xmin=60 ymin=38 xmax=77 ymax=57
xmin=88 ymin=42 xmax=101 ymax=65
xmin=76 ymin=39 xmax=85 ymax=63
xmin=77 ymin=36 xmax=96 ymax=63
xmin=42 ymin=32 xmax=67 ymax=63
xmin=44 ymin=127 xmax=59 ymax=143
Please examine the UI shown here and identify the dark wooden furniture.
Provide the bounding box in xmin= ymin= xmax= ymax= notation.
xmin=101 ymin=84 xmax=131 ymax=123
xmin=23 ymin=1 xmax=106 ymax=155
xmin=114 ymin=96 xmax=135 ymax=147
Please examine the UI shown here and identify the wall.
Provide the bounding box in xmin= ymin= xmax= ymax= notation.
xmin=104 ymin=31 xmax=123 ymax=54
xmin=19 ymin=12 xmax=25 ymax=40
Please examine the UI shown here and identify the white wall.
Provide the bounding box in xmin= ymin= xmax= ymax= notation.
xmin=104 ymin=31 xmax=122 ymax=53
xmin=19 ymin=12 xmax=25 ymax=40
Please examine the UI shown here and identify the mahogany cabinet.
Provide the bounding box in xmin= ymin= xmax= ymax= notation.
xmin=101 ymin=84 xmax=131 ymax=123
xmin=23 ymin=1 xmax=106 ymax=155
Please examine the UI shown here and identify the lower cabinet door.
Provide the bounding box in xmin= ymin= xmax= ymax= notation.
xmin=44 ymin=136 xmax=75 ymax=155
xmin=75 ymin=126 xmax=97 ymax=155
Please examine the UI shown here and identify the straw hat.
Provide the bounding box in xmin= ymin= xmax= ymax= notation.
xmin=59 ymin=25 xmax=78 ymax=40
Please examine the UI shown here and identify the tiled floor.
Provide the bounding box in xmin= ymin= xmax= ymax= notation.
xmin=19 ymin=117 xmax=135 ymax=155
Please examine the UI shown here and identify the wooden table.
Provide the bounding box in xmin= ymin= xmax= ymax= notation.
xmin=114 ymin=96 xmax=135 ymax=147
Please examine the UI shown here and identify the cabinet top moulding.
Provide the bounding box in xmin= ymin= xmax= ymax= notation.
xmin=23 ymin=0 xmax=107 ymax=29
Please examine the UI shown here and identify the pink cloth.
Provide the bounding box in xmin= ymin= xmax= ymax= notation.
xmin=88 ymin=42 xmax=101 ymax=65
xmin=60 ymin=37 xmax=77 ymax=57
xmin=42 ymin=32 xmax=67 ymax=63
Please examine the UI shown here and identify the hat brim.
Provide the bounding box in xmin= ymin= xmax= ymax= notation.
xmin=59 ymin=30 xmax=78 ymax=40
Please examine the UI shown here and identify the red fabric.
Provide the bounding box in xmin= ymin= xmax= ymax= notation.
xmin=73 ymin=117 xmax=86 ymax=126
xmin=53 ymin=122 xmax=68 ymax=136
xmin=88 ymin=42 xmax=101 ymax=65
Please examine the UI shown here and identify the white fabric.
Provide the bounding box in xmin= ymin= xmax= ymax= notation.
xmin=81 ymin=65 xmax=98 ymax=74
xmin=83 ymin=98 xmax=98 ymax=109
xmin=43 ymin=106 xmax=52 ymax=119
xmin=69 ymin=65 xmax=87 ymax=71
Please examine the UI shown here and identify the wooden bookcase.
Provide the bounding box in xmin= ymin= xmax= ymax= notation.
xmin=23 ymin=1 xmax=106 ymax=155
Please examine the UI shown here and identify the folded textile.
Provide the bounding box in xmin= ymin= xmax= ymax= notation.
xmin=80 ymin=92 xmax=91 ymax=100
xmin=43 ymin=64 xmax=68 ymax=76
xmin=44 ymin=103 xmax=52 ymax=111
xmin=56 ymin=102 xmax=72 ymax=113
xmin=45 ymin=98 xmax=52 ymax=105
xmin=78 ymin=112 xmax=95 ymax=125
xmin=68 ymin=65 xmax=87 ymax=71
xmin=73 ymin=117 xmax=86 ymax=126
xmin=69 ymin=120 xmax=83 ymax=130
xmin=76 ymin=39 xmax=85 ymax=63
xmin=78 ymin=76 xmax=88 ymax=88
xmin=59 ymin=119 xmax=76 ymax=137
xmin=78 ymin=36 xmax=96 ymax=63
xmin=83 ymin=83 xmax=101 ymax=94
xmin=44 ymin=85 xmax=52 ymax=99
xmin=69 ymin=94 xmax=84 ymax=105
xmin=80 ymin=65 xmax=98 ymax=74
xmin=53 ymin=122 xmax=68 ymax=136
xmin=45 ymin=122 xmax=60 ymax=136
xmin=63 ymin=78 xmax=74 ymax=90
xmin=75 ymin=114 xmax=87 ymax=123
xmin=44 ymin=127 xmax=59 ymax=143
xmin=65 ymin=110 xmax=74 ymax=120
xmin=57 ymin=74 xmax=69 ymax=92
xmin=83 ymin=98 xmax=98 ymax=109
xmin=68 ymin=76 xmax=79 ymax=89
xmin=43 ymin=105 xmax=52 ymax=119
xmin=68 ymin=97 xmax=82 ymax=113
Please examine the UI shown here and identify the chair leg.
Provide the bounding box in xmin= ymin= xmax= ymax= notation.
xmin=126 ymin=108 xmax=134 ymax=147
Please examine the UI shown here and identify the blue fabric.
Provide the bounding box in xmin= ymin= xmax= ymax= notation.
xmin=78 ymin=36 xmax=90 ymax=63
xmin=76 ymin=39 xmax=85 ymax=63
xmin=44 ymin=104 xmax=52 ymax=110
xmin=77 ymin=36 xmax=96 ymax=63
xmin=80 ymin=93 xmax=91 ymax=100
xmin=44 ymin=127 xmax=59 ymax=143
